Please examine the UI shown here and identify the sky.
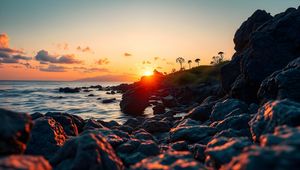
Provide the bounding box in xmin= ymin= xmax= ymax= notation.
xmin=0 ymin=0 xmax=299 ymax=81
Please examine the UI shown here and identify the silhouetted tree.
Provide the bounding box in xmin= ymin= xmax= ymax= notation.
xmin=210 ymin=52 xmax=224 ymax=65
xmin=176 ymin=57 xmax=185 ymax=70
xmin=188 ymin=60 xmax=192 ymax=69
xmin=195 ymin=58 xmax=200 ymax=66
xmin=172 ymin=68 xmax=176 ymax=73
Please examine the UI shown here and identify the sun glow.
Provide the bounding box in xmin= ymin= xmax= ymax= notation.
xmin=143 ymin=70 xmax=153 ymax=76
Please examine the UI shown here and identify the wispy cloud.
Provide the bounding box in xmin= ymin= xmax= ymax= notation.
xmin=76 ymin=46 xmax=92 ymax=53
xmin=40 ymin=65 xmax=67 ymax=72
xmin=124 ymin=52 xmax=132 ymax=57
xmin=73 ymin=66 xmax=110 ymax=73
xmin=0 ymin=33 xmax=24 ymax=54
xmin=35 ymin=50 xmax=82 ymax=64
xmin=97 ymin=58 xmax=110 ymax=65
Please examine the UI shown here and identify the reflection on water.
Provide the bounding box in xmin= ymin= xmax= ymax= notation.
xmin=0 ymin=81 xmax=138 ymax=123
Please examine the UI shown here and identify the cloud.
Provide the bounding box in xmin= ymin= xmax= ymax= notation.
xmin=73 ymin=66 xmax=110 ymax=73
xmin=12 ymin=55 xmax=31 ymax=61
xmin=124 ymin=52 xmax=132 ymax=57
xmin=35 ymin=50 xmax=82 ymax=64
xmin=0 ymin=33 xmax=24 ymax=54
xmin=40 ymin=65 xmax=67 ymax=72
xmin=57 ymin=43 xmax=69 ymax=50
xmin=20 ymin=62 xmax=35 ymax=69
xmin=97 ymin=58 xmax=110 ymax=65
xmin=0 ymin=52 xmax=31 ymax=64
xmin=77 ymin=74 xmax=137 ymax=82
xmin=77 ymin=46 xmax=92 ymax=53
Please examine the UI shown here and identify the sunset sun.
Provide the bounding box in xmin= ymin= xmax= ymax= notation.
xmin=143 ymin=70 xmax=153 ymax=76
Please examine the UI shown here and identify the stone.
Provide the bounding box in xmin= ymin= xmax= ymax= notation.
xmin=0 ymin=109 xmax=32 ymax=155
xmin=249 ymin=99 xmax=300 ymax=141
xmin=25 ymin=117 xmax=67 ymax=159
xmin=258 ymin=57 xmax=300 ymax=104
xmin=214 ymin=114 xmax=252 ymax=133
xmin=102 ymin=98 xmax=116 ymax=104
xmin=141 ymin=119 xmax=172 ymax=133
xmin=161 ymin=95 xmax=177 ymax=108
xmin=152 ymin=104 xmax=165 ymax=115
xmin=45 ymin=112 xmax=78 ymax=136
xmin=50 ymin=132 xmax=124 ymax=170
xmin=58 ymin=87 xmax=80 ymax=93
xmin=185 ymin=103 xmax=213 ymax=121
xmin=170 ymin=141 xmax=188 ymax=151
xmin=83 ymin=119 xmax=106 ymax=131
xmin=210 ymin=99 xmax=248 ymax=121
xmin=131 ymin=151 xmax=206 ymax=170
xmin=0 ymin=155 xmax=52 ymax=170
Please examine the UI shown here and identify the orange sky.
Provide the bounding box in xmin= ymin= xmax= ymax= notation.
xmin=0 ymin=1 xmax=298 ymax=82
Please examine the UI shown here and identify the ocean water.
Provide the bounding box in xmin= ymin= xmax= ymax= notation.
xmin=0 ymin=81 xmax=139 ymax=123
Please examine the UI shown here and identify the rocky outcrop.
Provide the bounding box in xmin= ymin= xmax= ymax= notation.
xmin=58 ymin=87 xmax=80 ymax=93
xmin=221 ymin=7 xmax=300 ymax=102
xmin=249 ymin=99 xmax=300 ymax=142
xmin=45 ymin=112 xmax=78 ymax=136
xmin=0 ymin=155 xmax=52 ymax=170
xmin=25 ymin=117 xmax=67 ymax=159
xmin=131 ymin=151 xmax=206 ymax=170
xmin=258 ymin=57 xmax=300 ymax=104
xmin=0 ymin=109 xmax=32 ymax=155
xmin=50 ymin=132 xmax=124 ymax=170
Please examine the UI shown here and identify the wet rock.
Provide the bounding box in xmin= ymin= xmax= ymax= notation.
xmin=210 ymin=99 xmax=248 ymax=121
xmin=58 ymin=87 xmax=80 ymax=93
xmin=133 ymin=129 xmax=155 ymax=141
xmin=221 ymin=145 xmax=300 ymax=170
xmin=162 ymin=95 xmax=177 ymax=108
xmin=0 ymin=109 xmax=32 ymax=155
xmin=116 ymin=125 xmax=133 ymax=134
xmin=120 ymin=86 xmax=151 ymax=115
xmin=249 ymin=99 xmax=300 ymax=141
xmin=214 ymin=114 xmax=252 ymax=133
xmin=102 ymin=98 xmax=116 ymax=104
xmin=170 ymin=141 xmax=188 ymax=151
xmin=205 ymin=137 xmax=252 ymax=168
xmin=185 ymin=103 xmax=213 ymax=121
xmin=123 ymin=118 xmax=143 ymax=129
xmin=0 ymin=155 xmax=52 ymax=170
xmin=98 ymin=119 xmax=120 ymax=129
xmin=131 ymin=151 xmax=206 ymax=170
xmin=258 ymin=57 xmax=300 ymax=104
xmin=45 ymin=112 xmax=78 ymax=136
xmin=175 ymin=118 xmax=200 ymax=128
xmin=31 ymin=112 xmax=44 ymax=120
xmin=25 ymin=117 xmax=67 ymax=159
xmin=152 ymin=104 xmax=165 ymax=115
xmin=191 ymin=144 xmax=206 ymax=162
xmin=83 ymin=119 xmax=106 ymax=131
xmin=50 ymin=132 xmax=124 ymax=170
xmin=141 ymin=119 xmax=172 ymax=133
xmin=169 ymin=125 xmax=216 ymax=143
xmin=87 ymin=94 xmax=95 ymax=97
xmin=89 ymin=85 xmax=102 ymax=89
xmin=117 ymin=139 xmax=160 ymax=166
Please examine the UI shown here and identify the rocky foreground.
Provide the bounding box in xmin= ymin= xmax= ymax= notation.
xmin=1 ymin=6 xmax=300 ymax=170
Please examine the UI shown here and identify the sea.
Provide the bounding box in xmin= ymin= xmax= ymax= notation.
xmin=0 ymin=81 xmax=150 ymax=123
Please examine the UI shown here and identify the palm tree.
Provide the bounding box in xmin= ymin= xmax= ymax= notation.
xmin=176 ymin=57 xmax=185 ymax=70
xmin=188 ymin=60 xmax=192 ymax=69
xmin=211 ymin=52 xmax=225 ymax=65
xmin=195 ymin=58 xmax=200 ymax=66
xmin=218 ymin=51 xmax=224 ymax=61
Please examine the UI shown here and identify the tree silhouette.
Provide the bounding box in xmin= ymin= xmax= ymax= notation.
xmin=176 ymin=57 xmax=185 ymax=70
xmin=195 ymin=58 xmax=200 ymax=66
xmin=172 ymin=68 xmax=176 ymax=73
xmin=210 ymin=52 xmax=224 ymax=65
xmin=188 ymin=60 xmax=192 ymax=69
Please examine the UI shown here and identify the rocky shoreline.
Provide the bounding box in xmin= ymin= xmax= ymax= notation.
xmin=1 ymin=6 xmax=300 ymax=170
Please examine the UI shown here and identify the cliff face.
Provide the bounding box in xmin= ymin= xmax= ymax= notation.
xmin=221 ymin=7 xmax=300 ymax=103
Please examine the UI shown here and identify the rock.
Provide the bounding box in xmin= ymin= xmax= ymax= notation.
xmin=214 ymin=114 xmax=252 ymax=133
xmin=0 ymin=109 xmax=32 ymax=155
xmin=205 ymin=137 xmax=252 ymax=168
xmin=169 ymin=125 xmax=216 ymax=143
xmin=191 ymin=144 xmax=206 ymax=162
xmin=221 ymin=145 xmax=300 ymax=170
xmin=89 ymin=85 xmax=102 ymax=89
xmin=31 ymin=112 xmax=44 ymax=120
xmin=210 ymin=99 xmax=248 ymax=121
xmin=0 ymin=155 xmax=52 ymax=170
xmin=170 ymin=141 xmax=188 ymax=151
xmin=120 ymin=86 xmax=151 ymax=115
xmin=249 ymin=99 xmax=300 ymax=142
xmin=50 ymin=132 xmax=124 ymax=170
xmin=131 ymin=151 xmax=206 ymax=170
xmin=45 ymin=112 xmax=78 ymax=136
xmin=152 ymin=104 xmax=165 ymax=115
xmin=102 ymin=98 xmax=116 ymax=104
xmin=25 ymin=117 xmax=67 ymax=159
xmin=258 ymin=57 xmax=300 ymax=104
xmin=133 ymin=129 xmax=155 ymax=141
xmin=58 ymin=87 xmax=80 ymax=93
xmin=141 ymin=119 xmax=172 ymax=133
xmin=123 ymin=118 xmax=143 ymax=129
xmin=87 ymin=94 xmax=95 ymax=97
xmin=98 ymin=120 xmax=120 ymax=129
xmin=162 ymin=95 xmax=177 ymax=108
xmin=185 ymin=103 xmax=213 ymax=122
xmin=117 ymin=139 xmax=160 ymax=166
xmin=221 ymin=8 xmax=300 ymax=102
xmin=83 ymin=119 xmax=106 ymax=131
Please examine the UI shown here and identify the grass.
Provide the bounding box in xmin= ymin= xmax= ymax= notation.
xmin=163 ymin=61 xmax=229 ymax=86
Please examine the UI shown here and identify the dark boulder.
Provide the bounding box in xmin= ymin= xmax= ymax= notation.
xmin=131 ymin=151 xmax=206 ymax=170
xmin=0 ymin=155 xmax=52 ymax=170
xmin=161 ymin=95 xmax=177 ymax=108
xmin=50 ymin=132 xmax=124 ymax=170
xmin=152 ymin=104 xmax=165 ymax=115
xmin=170 ymin=141 xmax=188 ymax=151
xmin=249 ymin=99 xmax=300 ymax=142
xmin=83 ymin=119 xmax=106 ymax=131
xmin=31 ymin=112 xmax=44 ymax=120
xmin=102 ymin=98 xmax=116 ymax=104
xmin=258 ymin=57 xmax=300 ymax=104
xmin=141 ymin=119 xmax=172 ymax=133
xmin=58 ymin=87 xmax=80 ymax=93
xmin=214 ymin=114 xmax=252 ymax=134
xmin=25 ymin=117 xmax=67 ymax=159
xmin=185 ymin=103 xmax=213 ymax=122
xmin=45 ymin=112 xmax=78 ymax=136
xmin=191 ymin=144 xmax=206 ymax=162
xmin=0 ymin=109 xmax=32 ymax=155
